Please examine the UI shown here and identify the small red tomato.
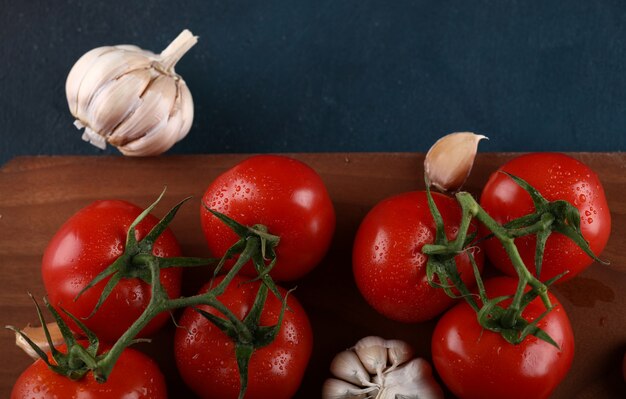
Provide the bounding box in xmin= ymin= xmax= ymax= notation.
xmin=352 ymin=191 xmax=483 ymax=323
xmin=42 ymin=200 xmax=182 ymax=342
xmin=11 ymin=346 xmax=167 ymax=399
xmin=174 ymin=275 xmax=313 ymax=399
xmin=480 ymin=153 xmax=610 ymax=282
xmin=432 ymin=276 xmax=574 ymax=399
xmin=200 ymin=155 xmax=335 ymax=281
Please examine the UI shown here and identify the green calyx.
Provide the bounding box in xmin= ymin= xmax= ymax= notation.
xmin=193 ymin=283 xmax=293 ymax=399
xmin=499 ymin=172 xmax=608 ymax=278
xmin=75 ymin=189 xmax=217 ymax=318
xmin=7 ymin=294 xmax=102 ymax=381
xmin=10 ymin=190 xmax=290 ymax=399
xmin=198 ymin=206 xmax=287 ymax=399
xmin=422 ymin=172 xmax=606 ymax=347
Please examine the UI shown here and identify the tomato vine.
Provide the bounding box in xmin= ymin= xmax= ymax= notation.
xmin=10 ymin=189 xmax=291 ymax=399
xmin=422 ymin=172 xmax=606 ymax=345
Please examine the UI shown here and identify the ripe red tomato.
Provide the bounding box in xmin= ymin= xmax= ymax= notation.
xmin=11 ymin=345 xmax=167 ymax=399
xmin=480 ymin=153 xmax=611 ymax=282
xmin=200 ymin=155 xmax=335 ymax=281
xmin=42 ymin=200 xmax=182 ymax=342
xmin=174 ymin=275 xmax=313 ymax=399
xmin=352 ymin=191 xmax=483 ymax=323
xmin=432 ymin=276 xmax=574 ymax=399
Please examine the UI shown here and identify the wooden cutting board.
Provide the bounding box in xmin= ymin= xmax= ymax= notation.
xmin=1 ymin=153 xmax=625 ymax=398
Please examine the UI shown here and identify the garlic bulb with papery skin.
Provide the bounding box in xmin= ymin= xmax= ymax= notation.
xmin=66 ymin=29 xmax=197 ymax=156
xmin=323 ymin=336 xmax=443 ymax=399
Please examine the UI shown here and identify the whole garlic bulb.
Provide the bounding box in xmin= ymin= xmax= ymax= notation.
xmin=323 ymin=336 xmax=443 ymax=399
xmin=65 ymin=29 xmax=197 ymax=156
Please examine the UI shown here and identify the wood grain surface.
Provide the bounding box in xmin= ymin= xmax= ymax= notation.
xmin=0 ymin=153 xmax=625 ymax=398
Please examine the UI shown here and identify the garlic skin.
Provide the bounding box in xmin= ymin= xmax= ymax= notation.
xmin=385 ymin=339 xmax=413 ymax=372
xmin=66 ymin=29 xmax=197 ymax=156
xmin=424 ymin=132 xmax=487 ymax=192
xmin=322 ymin=379 xmax=378 ymax=399
xmin=330 ymin=350 xmax=373 ymax=387
xmin=373 ymin=359 xmax=444 ymax=399
xmin=14 ymin=322 xmax=64 ymax=360
xmin=323 ymin=336 xmax=443 ymax=399
xmin=354 ymin=336 xmax=388 ymax=378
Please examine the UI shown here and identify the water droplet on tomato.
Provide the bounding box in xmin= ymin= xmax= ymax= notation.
xmin=579 ymin=194 xmax=586 ymax=203
xmin=585 ymin=210 xmax=591 ymax=216
xmin=587 ymin=217 xmax=593 ymax=224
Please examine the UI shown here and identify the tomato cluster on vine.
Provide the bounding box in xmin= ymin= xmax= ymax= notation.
xmin=351 ymin=151 xmax=610 ymax=399
xmin=9 ymin=150 xmax=610 ymax=399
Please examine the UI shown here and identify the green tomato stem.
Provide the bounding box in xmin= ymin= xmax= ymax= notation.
xmin=95 ymin=237 xmax=262 ymax=382
xmin=456 ymin=192 xmax=553 ymax=313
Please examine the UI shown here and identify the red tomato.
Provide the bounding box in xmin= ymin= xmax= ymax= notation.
xmin=200 ymin=155 xmax=335 ymax=281
xmin=432 ymin=276 xmax=574 ymax=399
xmin=352 ymin=191 xmax=483 ymax=323
xmin=42 ymin=200 xmax=182 ymax=342
xmin=174 ymin=275 xmax=313 ymax=399
xmin=480 ymin=153 xmax=611 ymax=282
xmin=11 ymin=346 xmax=167 ymax=399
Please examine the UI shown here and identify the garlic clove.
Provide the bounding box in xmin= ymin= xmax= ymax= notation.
xmin=376 ymin=358 xmax=444 ymax=399
xmin=118 ymin=120 xmax=177 ymax=156
xmin=14 ymin=322 xmax=64 ymax=360
xmin=66 ymin=46 xmax=114 ymax=115
xmin=322 ymin=378 xmax=378 ymax=399
xmin=424 ymin=132 xmax=487 ymax=192
xmin=330 ymin=350 xmax=373 ymax=387
xmin=117 ymin=82 xmax=193 ymax=156
xmin=176 ymin=83 xmax=195 ymax=140
xmin=85 ymin=69 xmax=152 ymax=137
xmin=74 ymin=50 xmax=152 ymax=119
xmin=108 ymin=74 xmax=177 ymax=145
xmin=354 ymin=336 xmax=388 ymax=377
xmin=385 ymin=339 xmax=414 ymax=372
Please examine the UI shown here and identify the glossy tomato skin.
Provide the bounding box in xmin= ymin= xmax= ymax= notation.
xmin=200 ymin=155 xmax=335 ymax=281
xmin=432 ymin=277 xmax=574 ymax=399
xmin=42 ymin=200 xmax=182 ymax=342
xmin=480 ymin=153 xmax=610 ymax=282
xmin=174 ymin=275 xmax=313 ymax=399
xmin=352 ymin=191 xmax=483 ymax=323
xmin=11 ymin=346 xmax=167 ymax=399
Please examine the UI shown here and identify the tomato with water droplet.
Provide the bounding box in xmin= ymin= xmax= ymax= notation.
xmin=432 ymin=277 xmax=574 ymax=399
xmin=174 ymin=275 xmax=313 ymax=399
xmin=200 ymin=155 xmax=335 ymax=281
xmin=352 ymin=191 xmax=483 ymax=322
xmin=11 ymin=344 xmax=167 ymax=399
xmin=480 ymin=153 xmax=610 ymax=282
xmin=41 ymin=200 xmax=182 ymax=342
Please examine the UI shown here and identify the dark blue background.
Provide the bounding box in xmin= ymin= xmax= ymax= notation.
xmin=2 ymin=0 xmax=625 ymax=166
